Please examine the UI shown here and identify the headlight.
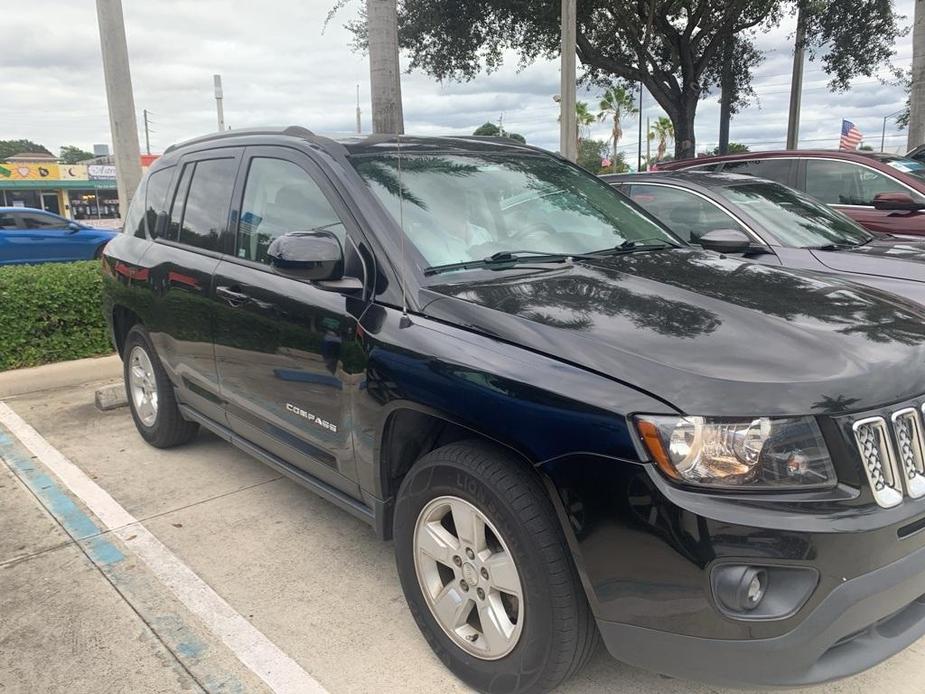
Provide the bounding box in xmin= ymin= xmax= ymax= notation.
xmin=634 ymin=415 xmax=836 ymax=490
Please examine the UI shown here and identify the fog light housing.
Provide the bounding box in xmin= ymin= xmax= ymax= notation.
xmin=715 ymin=566 xmax=767 ymax=612
xmin=711 ymin=564 xmax=818 ymax=621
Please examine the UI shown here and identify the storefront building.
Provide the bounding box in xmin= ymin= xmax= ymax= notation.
xmin=0 ymin=155 xmax=159 ymax=220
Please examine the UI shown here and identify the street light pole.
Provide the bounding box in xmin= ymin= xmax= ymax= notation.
xmin=214 ymin=74 xmax=225 ymax=132
xmin=882 ymin=109 xmax=906 ymax=152
xmin=95 ymin=0 xmax=142 ymax=217
xmin=559 ymin=0 xmax=577 ymax=162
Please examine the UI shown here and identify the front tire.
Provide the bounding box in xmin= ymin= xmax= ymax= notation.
xmin=394 ymin=441 xmax=599 ymax=693
xmin=123 ymin=325 xmax=198 ymax=448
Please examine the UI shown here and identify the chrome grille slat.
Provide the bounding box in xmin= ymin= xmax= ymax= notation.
xmin=852 ymin=417 xmax=904 ymax=508
xmin=892 ymin=408 xmax=925 ymax=499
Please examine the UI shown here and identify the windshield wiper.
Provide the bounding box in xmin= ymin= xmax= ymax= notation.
xmin=424 ymin=250 xmax=578 ymax=276
xmin=589 ymin=237 xmax=681 ymax=255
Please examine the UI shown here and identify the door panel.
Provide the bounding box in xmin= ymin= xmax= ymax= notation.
xmin=212 ymin=146 xmax=369 ymax=495
xmin=144 ymin=148 xmax=242 ymax=424
xmin=213 ymin=259 xmax=362 ymax=495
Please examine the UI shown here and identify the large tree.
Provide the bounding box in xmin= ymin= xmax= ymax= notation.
xmin=355 ymin=0 xmax=903 ymax=158
xmin=0 ymin=139 xmax=51 ymax=161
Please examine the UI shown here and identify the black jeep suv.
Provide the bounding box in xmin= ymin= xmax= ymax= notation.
xmin=103 ymin=127 xmax=925 ymax=692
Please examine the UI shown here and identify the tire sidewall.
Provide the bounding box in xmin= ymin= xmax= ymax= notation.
xmin=123 ymin=328 xmax=164 ymax=442
xmin=394 ymin=456 xmax=557 ymax=693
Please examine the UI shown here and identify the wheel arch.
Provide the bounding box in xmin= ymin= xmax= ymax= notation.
xmin=111 ymin=304 xmax=142 ymax=357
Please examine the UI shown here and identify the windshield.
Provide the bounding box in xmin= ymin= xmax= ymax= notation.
xmin=885 ymin=156 xmax=925 ymax=182
xmin=351 ymin=152 xmax=679 ymax=271
xmin=718 ymin=181 xmax=873 ymax=247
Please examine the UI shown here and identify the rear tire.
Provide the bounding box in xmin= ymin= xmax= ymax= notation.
xmin=394 ymin=440 xmax=599 ymax=693
xmin=123 ymin=325 xmax=198 ymax=448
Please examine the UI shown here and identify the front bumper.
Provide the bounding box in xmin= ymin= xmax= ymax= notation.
xmin=596 ymin=537 xmax=925 ymax=687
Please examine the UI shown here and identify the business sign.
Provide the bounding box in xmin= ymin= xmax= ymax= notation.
xmin=0 ymin=162 xmax=60 ymax=180
xmin=58 ymin=165 xmax=89 ymax=180
xmin=88 ymin=164 xmax=117 ymax=179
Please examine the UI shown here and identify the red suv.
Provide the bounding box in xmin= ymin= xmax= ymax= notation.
xmin=657 ymin=150 xmax=925 ymax=235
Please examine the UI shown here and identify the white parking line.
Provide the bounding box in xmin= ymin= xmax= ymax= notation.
xmin=0 ymin=401 xmax=328 ymax=694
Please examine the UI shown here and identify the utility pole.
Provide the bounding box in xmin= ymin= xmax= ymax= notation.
xmin=214 ymin=74 xmax=225 ymax=132
xmin=143 ymin=109 xmax=151 ymax=155
xmin=367 ymin=0 xmax=404 ymax=134
xmin=95 ymin=0 xmax=142 ymax=217
xmin=785 ymin=6 xmax=806 ymax=150
xmin=718 ymin=39 xmax=734 ymax=154
xmin=559 ymin=0 xmax=577 ymax=162
xmin=646 ymin=116 xmax=651 ymax=169
xmin=910 ymin=0 xmax=925 ymax=149
xmin=356 ymin=84 xmax=362 ymax=134
xmin=637 ymin=83 xmax=643 ymax=171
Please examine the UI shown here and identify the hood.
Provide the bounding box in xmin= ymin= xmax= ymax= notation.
xmin=811 ymin=238 xmax=925 ymax=282
xmin=421 ymin=249 xmax=925 ymax=416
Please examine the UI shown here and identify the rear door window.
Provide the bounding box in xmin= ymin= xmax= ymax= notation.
xmin=176 ymin=159 xmax=238 ymax=251
xmin=720 ymin=158 xmax=794 ymax=185
xmin=19 ymin=213 xmax=63 ymax=230
xmin=0 ymin=213 xmax=17 ymax=230
xmin=624 ymin=184 xmax=746 ymax=243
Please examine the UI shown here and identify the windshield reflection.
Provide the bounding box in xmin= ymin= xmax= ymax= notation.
xmin=352 ymin=153 xmax=678 ymax=271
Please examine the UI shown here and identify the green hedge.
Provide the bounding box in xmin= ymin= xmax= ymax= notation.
xmin=0 ymin=261 xmax=113 ymax=371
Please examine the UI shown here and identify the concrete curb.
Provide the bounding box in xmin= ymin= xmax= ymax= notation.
xmin=0 ymin=354 xmax=122 ymax=399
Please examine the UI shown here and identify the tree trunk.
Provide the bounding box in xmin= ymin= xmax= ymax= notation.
xmin=909 ymin=0 xmax=925 ymax=149
xmin=673 ymin=105 xmax=696 ymax=159
xmin=367 ymin=0 xmax=404 ymax=134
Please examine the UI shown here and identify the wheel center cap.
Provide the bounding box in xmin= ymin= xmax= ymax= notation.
xmin=462 ymin=562 xmax=479 ymax=586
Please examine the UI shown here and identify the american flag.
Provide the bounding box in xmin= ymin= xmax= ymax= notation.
xmin=839 ymin=120 xmax=863 ymax=150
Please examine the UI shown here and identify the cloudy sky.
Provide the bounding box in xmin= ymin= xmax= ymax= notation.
xmin=2 ymin=0 xmax=916 ymax=163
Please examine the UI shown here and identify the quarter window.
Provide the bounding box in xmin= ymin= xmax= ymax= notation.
xmin=144 ymin=167 xmax=174 ymax=238
xmin=237 ymin=157 xmax=345 ymax=264
xmin=123 ymin=179 xmax=147 ymax=238
xmin=804 ymin=159 xmax=925 ymax=207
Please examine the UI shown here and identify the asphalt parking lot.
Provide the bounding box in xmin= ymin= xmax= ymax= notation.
xmin=2 ymin=372 xmax=925 ymax=694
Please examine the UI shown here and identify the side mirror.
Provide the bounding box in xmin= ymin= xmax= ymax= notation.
xmin=267 ymin=230 xmax=345 ymax=281
xmin=67 ymin=221 xmax=82 ymax=232
xmin=699 ymin=228 xmax=752 ymax=254
xmin=873 ymin=192 xmax=925 ymax=211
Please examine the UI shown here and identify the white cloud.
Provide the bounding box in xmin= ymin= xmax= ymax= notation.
xmin=1 ymin=0 xmax=915 ymax=158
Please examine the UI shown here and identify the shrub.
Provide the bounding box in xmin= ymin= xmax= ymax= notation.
xmin=0 ymin=261 xmax=112 ymax=371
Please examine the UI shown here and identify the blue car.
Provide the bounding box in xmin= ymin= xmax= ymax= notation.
xmin=0 ymin=207 xmax=118 ymax=265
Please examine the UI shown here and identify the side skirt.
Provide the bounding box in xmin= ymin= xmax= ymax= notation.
xmin=178 ymin=404 xmax=383 ymax=533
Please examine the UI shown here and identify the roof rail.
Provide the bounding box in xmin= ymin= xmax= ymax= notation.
xmin=163 ymin=126 xmax=316 ymax=154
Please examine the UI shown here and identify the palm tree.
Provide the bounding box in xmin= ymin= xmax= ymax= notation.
xmin=649 ymin=116 xmax=674 ymax=161
xmin=575 ymin=101 xmax=595 ymax=152
xmin=597 ymin=85 xmax=637 ymax=173
xmin=367 ymin=0 xmax=404 ymax=134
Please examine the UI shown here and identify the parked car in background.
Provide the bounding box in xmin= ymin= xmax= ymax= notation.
xmin=0 ymin=207 xmax=117 ymax=265
xmin=605 ymin=171 xmax=925 ymax=303
xmin=103 ymin=127 xmax=925 ymax=692
xmin=655 ymin=149 xmax=925 ymax=235
xmin=907 ymin=144 xmax=925 ymax=163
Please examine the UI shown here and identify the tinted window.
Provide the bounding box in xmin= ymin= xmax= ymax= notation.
xmin=353 ymin=153 xmax=678 ymax=270
xmin=123 ymin=178 xmax=146 ymax=238
xmin=176 ymin=159 xmax=237 ymax=251
xmin=166 ymin=163 xmax=194 ymax=242
xmin=144 ymin=167 xmax=174 ymax=238
xmin=19 ymin=213 xmax=63 ymax=229
xmin=0 ymin=213 xmax=16 ymax=230
xmin=720 ymin=181 xmax=872 ymax=247
xmin=804 ymin=159 xmax=925 ymax=206
xmin=625 ymin=184 xmax=746 ymax=243
xmin=238 ymin=158 xmax=345 ymax=264
xmin=721 ymin=158 xmax=792 ymax=184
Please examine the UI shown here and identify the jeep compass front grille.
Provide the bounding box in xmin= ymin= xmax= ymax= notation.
xmin=853 ymin=406 xmax=925 ymax=508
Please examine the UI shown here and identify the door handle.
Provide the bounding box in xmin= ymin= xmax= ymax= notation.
xmin=216 ymin=285 xmax=250 ymax=306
